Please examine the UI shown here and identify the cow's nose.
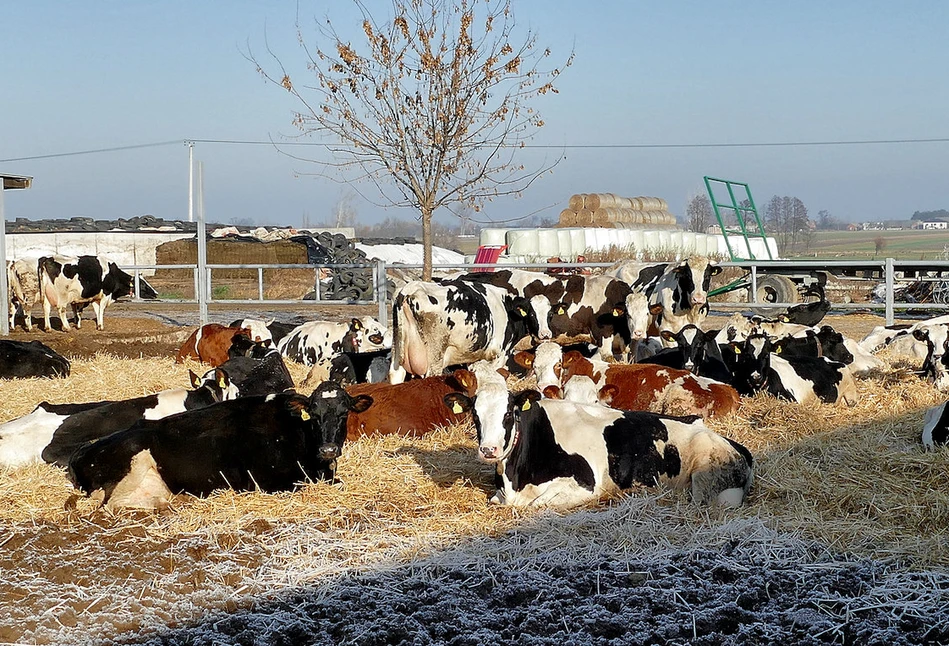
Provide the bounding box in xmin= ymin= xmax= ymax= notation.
xmin=319 ymin=444 xmax=340 ymax=460
xmin=691 ymin=294 xmax=707 ymax=305
xmin=632 ymin=330 xmax=645 ymax=340
xmin=479 ymin=445 xmax=498 ymax=460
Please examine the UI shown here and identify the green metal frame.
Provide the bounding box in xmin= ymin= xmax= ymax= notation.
xmin=703 ymin=176 xmax=773 ymax=262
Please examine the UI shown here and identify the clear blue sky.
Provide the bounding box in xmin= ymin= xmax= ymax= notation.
xmin=2 ymin=1 xmax=947 ymax=229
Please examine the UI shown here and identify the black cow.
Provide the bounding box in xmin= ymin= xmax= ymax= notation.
xmin=0 ymin=340 xmax=70 ymax=379
xmin=0 ymin=370 xmax=237 ymax=468
xmin=67 ymin=382 xmax=373 ymax=510
xmin=209 ymin=352 xmax=296 ymax=397
xmin=329 ymin=348 xmax=392 ymax=386
xmin=38 ymin=256 xmax=135 ymax=331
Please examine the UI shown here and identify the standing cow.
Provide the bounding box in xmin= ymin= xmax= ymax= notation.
xmin=38 ymin=256 xmax=135 ymax=331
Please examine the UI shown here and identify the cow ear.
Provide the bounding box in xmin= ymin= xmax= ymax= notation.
xmin=497 ymin=367 xmax=511 ymax=379
xmin=513 ymin=389 xmax=541 ymax=411
xmin=542 ymin=385 xmax=563 ymax=399
xmin=648 ymin=303 xmax=664 ymax=316
xmin=556 ymin=304 xmax=566 ymax=316
xmin=779 ymin=315 xmax=790 ymax=323
xmin=263 ymin=339 xmax=273 ymax=348
xmin=189 ymin=370 xmax=201 ymax=389
xmin=517 ymin=306 xmax=528 ymax=318
xmin=553 ymin=363 xmax=562 ymax=379
xmin=731 ymin=343 xmax=742 ymax=354
xmin=286 ymin=397 xmax=311 ymax=421
xmin=513 ymin=351 xmax=534 ymax=369
xmin=444 ymin=393 xmax=473 ymax=415
xmin=774 ymin=344 xmax=783 ymax=354
xmin=709 ymin=264 xmax=723 ymax=276
xmin=452 ymin=369 xmax=478 ymax=395
xmin=913 ymin=329 xmax=929 ymax=341
xmin=351 ymin=318 xmax=362 ymax=331
xmin=660 ymin=330 xmax=675 ymax=341
xmin=349 ymin=394 xmax=373 ymax=413
xmin=215 ymin=368 xmax=229 ymax=389
xmin=598 ymin=384 xmax=618 ymax=405
xmin=612 ymin=305 xmax=624 ymax=317
xmin=593 ymin=370 xmax=602 ymax=383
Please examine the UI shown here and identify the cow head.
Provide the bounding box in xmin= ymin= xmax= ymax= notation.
xmin=190 ymin=367 xmax=241 ymax=401
xmin=732 ymin=334 xmax=772 ymax=391
xmin=673 ymin=258 xmax=721 ymax=309
xmin=547 ymin=302 xmax=571 ymax=338
xmin=104 ymin=262 xmax=135 ymax=300
xmin=661 ymin=324 xmax=707 ymax=374
xmin=528 ymin=294 xmax=554 ymax=340
xmin=345 ymin=316 xmax=389 ymax=353
xmin=814 ymin=326 xmax=853 ymax=364
xmin=617 ymin=292 xmax=661 ymax=341
xmin=443 ymin=368 xmax=523 ymax=463
xmin=532 ymin=341 xmax=565 ymax=391
xmin=300 ymin=380 xmax=373 ymax=463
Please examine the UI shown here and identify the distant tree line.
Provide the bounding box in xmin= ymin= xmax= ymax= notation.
xmin=911 ymin=209 xmax=949 ymax=221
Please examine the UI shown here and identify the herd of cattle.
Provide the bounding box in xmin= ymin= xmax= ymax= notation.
xmin=1 ymin=256 xmax=949 ymax=512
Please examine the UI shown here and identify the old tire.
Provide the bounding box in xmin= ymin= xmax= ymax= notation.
xmin=752 ymin=274 xmax=799 ymax=316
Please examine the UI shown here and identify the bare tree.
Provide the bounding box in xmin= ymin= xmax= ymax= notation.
xmin=765 ymin=195 xmax=809 ymax=255
xmin=685 ymin=193 xmax=713 ymax=233
xmin=874 ymin=235 xmax=887 ymax=255
xmin=250 ymin=0 xmax=571 ymax=279
xmin=331 ymin=190 xmax=358 ymax=228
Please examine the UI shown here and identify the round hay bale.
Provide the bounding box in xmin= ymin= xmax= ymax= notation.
xmin=627 ymin=197 xmax=643 ymax=210
xmin=576 ymin=209 xmax=595 ymax=226
xmin=636 ymin=197 xmax=669 ymax=211
xmin=568 ymin=194 xmax=586 ymax=211
xmin=559 ymin=209 xmax=578 ymax=227
xmin=584 ymin=193 xmax=622 ymax=211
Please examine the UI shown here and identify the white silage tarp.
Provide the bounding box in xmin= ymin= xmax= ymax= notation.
xmin=355 ymin=243 xmax=464 ymax=265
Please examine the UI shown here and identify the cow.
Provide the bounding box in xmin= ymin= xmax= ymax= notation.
xmin=0 ymin=369 xmax=237 ymax=468
xmin=605 ymin=258 xmax=723 ymax=336
xmin=444 ymin=374 xmax=753 ymax=508
xmin=559 ymin=351 xmax=741 ymax=419
xmin=730 ymin=334 xmax=859 ymax=406
xmin=7 ymin=259 xmax=38 ymax=331
xmin=329 ymin=348 xmax=392 ymax=386
xmin=344 ymin=368 xmax=477 ymax=439
xmin=921 ymin=401 xmax=949 ymax=449
xmin=228 ymin=318 xmax=301 ymax=345
xmin=176 ymin=324 xmax=252 ymax=366
xmin=67 ymin=381 xmax=374 ymax=510
xmin=642 ymin=325 xmax=732 ymax=383
xmin=38 ymin=255 xmax=135 ymax=331
xmin=388 ymin=279 xmax=523 ymax=383
xmin=912 ymin=328 xmax=949 ymax=390
xmin=780 ymin=297 xmax=831 ymax=327
xmin=506 ymin=341 xmax=598 ymax=382
xmin=546 ymin=274 xmax=636 ymax=360
xmin=0 ymin=340 xmax=70 ymax=379
xmin=278 ymin=316 xmax=388 ymax=366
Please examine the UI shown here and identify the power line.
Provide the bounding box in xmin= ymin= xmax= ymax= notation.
xmin=2 ymin=136 xmax=947 ymax=164
xmin=0 ymin=140 xmax=183 ymax=163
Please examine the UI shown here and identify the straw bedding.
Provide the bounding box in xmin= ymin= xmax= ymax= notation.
xmin=1 ymin=329 xmax=948 ymax=644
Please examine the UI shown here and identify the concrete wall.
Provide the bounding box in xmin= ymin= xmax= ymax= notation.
xmin=6 ymin=232 xmax=195 ymax=274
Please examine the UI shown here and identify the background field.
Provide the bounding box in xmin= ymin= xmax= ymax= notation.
xmin=789 ymin=229 xmax=949 ymax=260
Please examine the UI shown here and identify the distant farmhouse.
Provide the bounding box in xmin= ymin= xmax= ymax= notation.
xmin=858 ymin=217 xmax=949 ymax=231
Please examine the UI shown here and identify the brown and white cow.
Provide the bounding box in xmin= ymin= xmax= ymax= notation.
xmin=176 ymin=323 xmax=252 ymax=366
xmin=558 ymin=351 xmax=741 ymax=418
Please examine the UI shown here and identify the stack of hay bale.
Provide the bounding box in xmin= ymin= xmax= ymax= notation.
xmin=558 ymin=193 xmax=678 ymax=229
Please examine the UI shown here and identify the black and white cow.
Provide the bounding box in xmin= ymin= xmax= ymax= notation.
xmin=208 ymin=352 xmax=296 ymax=397
xmin=921 ymin=400 xmax=949 ymax=449
xmin=67 ymin=382 xmax=373 ymax=510
xmin=547 ymin=274 xmax=636 ymax=360
xmin=451 ymin=269 xmax=568 ymax=341
xmin=38 ymin=256 xmax=136 ymax=331
xmin=443 ymin=370 xmax=753 ymax=507
xmin=730 ymin=334 xmax=859 ymax=406
xmin=0 ymin=339 xmax=70 ymax=379
xmin=228 ymin=318 xmax=300 ymax=345
xmin=0 ymin=370 xmax=238 ymax=468
xmin=389 ymin=279 xmax=524 ymax=383
xmin=642 ymin=324 xmax=732 ymax=383
xmin=278 ymin=316 xmax=388 ymax=366
xmin=606 ymin=258 xmax=722 ymax=336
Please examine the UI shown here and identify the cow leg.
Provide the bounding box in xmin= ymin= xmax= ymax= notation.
xmin=71 ymin=303 xmax=82 ymax=330
xmin=92 ymin=300 xmax=104 ymax=331
xmin=42 ymin=297 xmax=54 ymax=331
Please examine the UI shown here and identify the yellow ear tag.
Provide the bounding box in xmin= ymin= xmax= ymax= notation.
xmin=557 ymin=307 xmax=565 ymax=315
xmin=300 ymin=410 xmax=311 ymax=421
xmin=734 ymin=347 xmax=742 ymax=354
xmin=518 ymin=308 xmax=527 ymax=317
xmin=218 ymin=376 xmax=227 ymax=388
xmin=451 ymin=402 xmax=463 ymax=414
xmin=612 ymin=308 xmax=623 ymax=317
xmin=775 ymin=346 xmax=782 ymax=353
xmin=521 ymin=400 xmax=531 ymax=411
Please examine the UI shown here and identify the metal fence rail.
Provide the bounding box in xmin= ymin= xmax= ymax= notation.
xmin=106 ymin=257 xmax=949 ymax=329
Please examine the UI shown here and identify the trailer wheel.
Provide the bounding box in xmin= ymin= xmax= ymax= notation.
xmin=752 ymin=274 xmax=799 ymax=316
